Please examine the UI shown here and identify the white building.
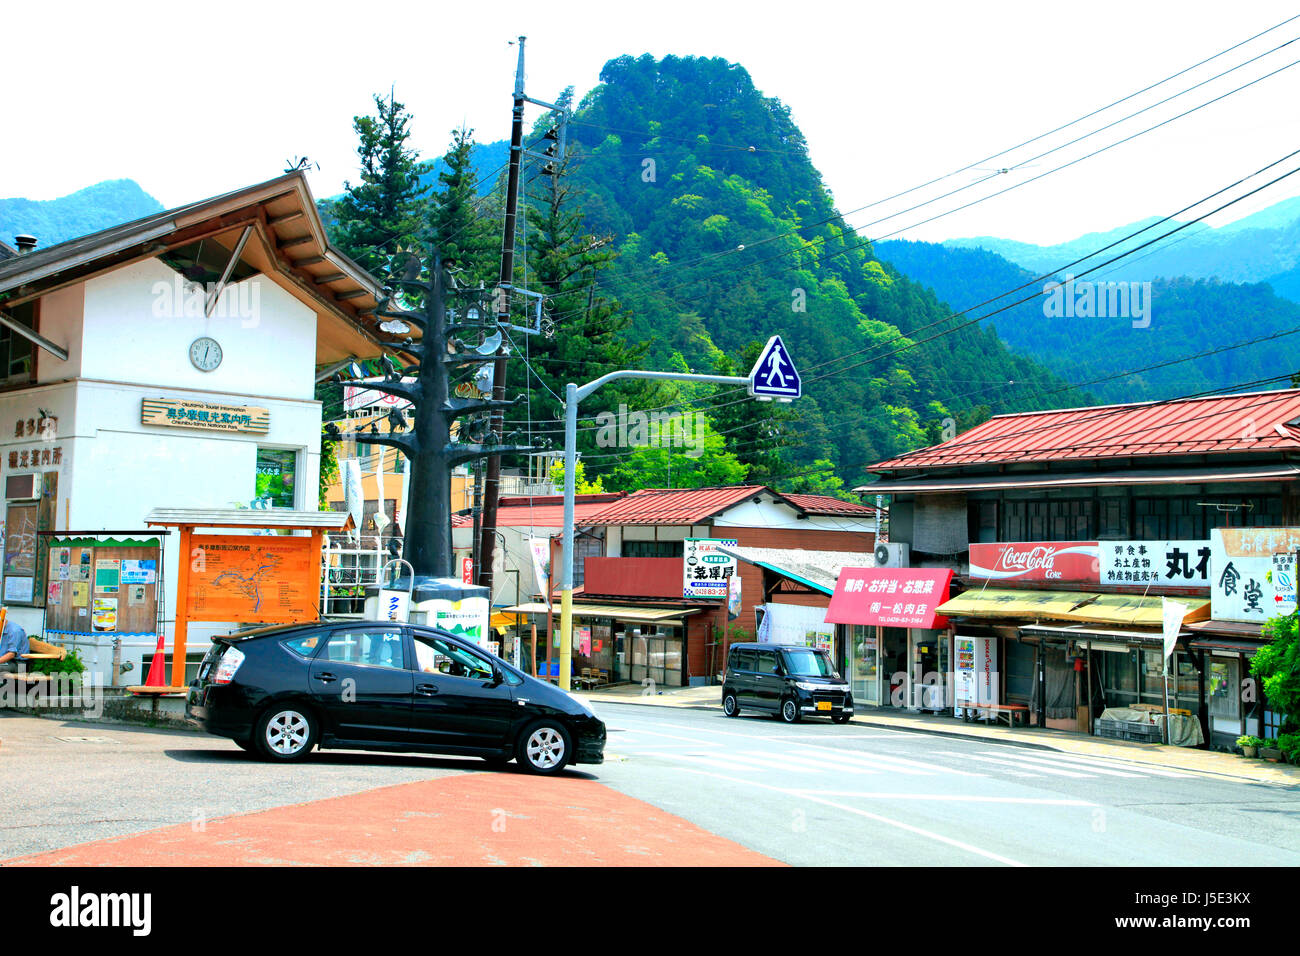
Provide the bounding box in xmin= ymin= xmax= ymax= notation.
xmin=0 ymin=173 xmax=384 ymax=681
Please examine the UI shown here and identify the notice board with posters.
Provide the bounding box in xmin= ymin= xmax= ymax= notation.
xmin=44 ymin=536 xmax=161 ymax=638
xmin=185 ymin=535 xmax=317 ymax=623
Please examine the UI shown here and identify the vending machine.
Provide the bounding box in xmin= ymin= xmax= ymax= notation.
xmin=954 ymin=635 xmax=998 ymax=718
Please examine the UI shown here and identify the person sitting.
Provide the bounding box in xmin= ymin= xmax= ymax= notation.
xmin=0 ymin=615 xmax=29 ymax=673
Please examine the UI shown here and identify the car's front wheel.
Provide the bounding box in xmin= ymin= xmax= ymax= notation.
xmin=255 ymin=706 xmax=317 ymax=762
xmin=780 ymin=698 xmax=801 ymax=724
xmin=722 ymin=692 xmax=741 ymax=717
xmin=516 ymin=720 xmax=572 ymax=775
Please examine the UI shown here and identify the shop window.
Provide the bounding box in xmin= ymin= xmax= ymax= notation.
xmin=1098 ymin=498 xmax=1128 ymax=539
xmin=0 ymin=301 xmax=36 ymax=388
xmin=255 ymin=448 xmax=298 ymax=509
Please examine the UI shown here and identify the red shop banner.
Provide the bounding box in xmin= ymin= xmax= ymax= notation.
xmin=968 ymin=541 xmax=1100 ymax=585
xmin=826 ymin=567 xmax=953 ymax=629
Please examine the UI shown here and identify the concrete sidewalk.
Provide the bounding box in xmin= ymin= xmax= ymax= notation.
xmin=580 ymin=683 xmax=1300 ymax=787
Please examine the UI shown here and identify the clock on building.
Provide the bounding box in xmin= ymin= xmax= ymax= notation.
xmin=189 ymin=337 xmax=223 ymax=371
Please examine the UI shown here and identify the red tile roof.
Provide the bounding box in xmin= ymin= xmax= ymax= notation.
xmin=872 ymin=389 xmax=1300 ymax=471
xmin=781 ymin=494 xmax=879 ymax=516
xmin=582 ymin=486 xmax=769 ymax=526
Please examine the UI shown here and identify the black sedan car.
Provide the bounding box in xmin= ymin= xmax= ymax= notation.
xmin=186 ymin=620 xmax=605 ymax=774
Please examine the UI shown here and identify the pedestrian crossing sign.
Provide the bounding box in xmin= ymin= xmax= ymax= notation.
xmin=748 ymin=335 xmax=801 ymax=400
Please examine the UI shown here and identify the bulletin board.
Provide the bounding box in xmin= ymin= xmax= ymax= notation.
xmin=42 ymin=535 xmax=163 ymax=642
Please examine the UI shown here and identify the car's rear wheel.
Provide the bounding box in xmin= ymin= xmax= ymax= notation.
xmin=780 ymin=698 xmax=801 ymax=724
xmin=255 ymin=706 xmax=317 ymax=762
xmin=722 ymin=692 xmax=741 ymax=717
xmin=516 ymin=720 xmax=572 ymax=775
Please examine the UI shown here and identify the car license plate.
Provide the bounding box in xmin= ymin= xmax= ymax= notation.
xmin=816 ymin=701 xmax=832 ymax=711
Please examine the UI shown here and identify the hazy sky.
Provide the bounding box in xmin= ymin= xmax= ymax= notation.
xmin=5 ymin=0 xmax=1300 ymax=245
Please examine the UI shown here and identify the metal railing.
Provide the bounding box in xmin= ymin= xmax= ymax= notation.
xmin=322 ymin=533 xmax=404 ymax=616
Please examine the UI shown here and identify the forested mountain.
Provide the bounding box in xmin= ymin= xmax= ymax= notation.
xmin=523 ymin=54 xmax=1087 ymax=486
xmin=878 ymin=238 xmax=1300 ymax=405
xmin=946 ymin=193 xmax=1300 ymax=302
xmin=0 ymin=180 xmax=162 ymax=247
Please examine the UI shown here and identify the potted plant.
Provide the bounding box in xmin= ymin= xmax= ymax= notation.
xmin=1260 ymin=738 xmax=1284 ymax=762
xmin=1279 ymin=733 xmax=1300 ymax=765
xmin=1236 ymin=734 xmax=1262 ymax=758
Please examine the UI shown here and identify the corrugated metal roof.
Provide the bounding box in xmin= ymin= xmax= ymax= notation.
xmin=145 ymin=508 xmax=351 ymax=529
xmin=781 ymin=494 xmax=878 ymax=516
xmin=583 ymin=486 xmax=769 ymax=526
xmin=451 ymin=494 xmax=627 ymax=530
xmin=871 ymin=389 xmax=1300 ymax=471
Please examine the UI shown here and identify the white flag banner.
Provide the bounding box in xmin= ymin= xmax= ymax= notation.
xmin=1161 ymin=597 xmax=1187 ymax=671
xmin=528 ymin=537 xmax=552 ymax=608
xmin=341 ymin=459 xmax=363 ymax=543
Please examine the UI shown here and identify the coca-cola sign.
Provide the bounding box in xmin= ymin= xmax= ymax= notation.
xmin=969 ymin=541 xmax=1100 ymax=584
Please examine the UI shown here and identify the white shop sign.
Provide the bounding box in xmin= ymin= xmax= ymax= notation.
xmin=683 ymin=538 xmax=738 ymax=599
xmin=1099 ymin=540 xmax=1210 ymax=588
xmin=1209 ymin=527 xmax=1300 ymax=623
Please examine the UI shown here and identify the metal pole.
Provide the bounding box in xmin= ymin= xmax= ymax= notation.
xmin=479 ymin=35 xmax=528 ymax=596
xmin=558 ymin=382 xmax=578 ymax=690
xmin=557 ymin=369 xmax=749 ymax=692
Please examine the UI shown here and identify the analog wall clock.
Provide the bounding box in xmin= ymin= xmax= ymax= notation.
xmin=189 ymin=336 xmax=223 ymax=372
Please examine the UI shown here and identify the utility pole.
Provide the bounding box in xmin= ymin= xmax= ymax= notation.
xmin=478 ymin=36 xmax=528 ymax=598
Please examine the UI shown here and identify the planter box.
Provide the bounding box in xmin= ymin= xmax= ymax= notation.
xmin=1260 ymin=747 xmax=1282 ymax=762
xmin=1242 ymin=746 xmax=1258 ymax=758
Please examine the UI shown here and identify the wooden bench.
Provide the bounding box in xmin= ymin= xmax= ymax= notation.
xmin=959 ymin=701 xmax=1031 ymax=728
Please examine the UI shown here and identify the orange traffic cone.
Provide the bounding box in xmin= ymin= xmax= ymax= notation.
xmin=144 ymin=634 xmax=167 ymax=687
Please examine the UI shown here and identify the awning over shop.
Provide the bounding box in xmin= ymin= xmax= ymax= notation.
xmin=502 ymin=602 xmax=697 ymax=627
xmin=489 ymin=612 xmax=517 ymax=634
xmin=1187 ymin=636 xmax=1267 ymax=656
xmin=825 ymin=567 xmax=953 ymax=628
xmin=936 ymin=588 xmax=1210 ymax=628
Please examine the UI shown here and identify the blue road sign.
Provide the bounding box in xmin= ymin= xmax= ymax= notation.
xmin=748 ymin=335 xmax=801 ymax=399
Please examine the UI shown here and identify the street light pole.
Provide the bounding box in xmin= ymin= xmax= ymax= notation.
xmin=558 ymin=369 xmax=750 ymax=691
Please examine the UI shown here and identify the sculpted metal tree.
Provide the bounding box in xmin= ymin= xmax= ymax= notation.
xmin=327 ymin=248 xmax=535 ymax=583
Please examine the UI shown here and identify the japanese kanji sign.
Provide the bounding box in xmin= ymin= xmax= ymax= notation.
xmin=1209 ymin=527 xmax=1300 ymax=623
xmin=970 ymin=540 xmax=1210 ymax=588
xmin=683 ymin=538 xmax=738 ymax=599
xmin=826 ymin=567 xmax=953 ymax=628
xmin=142 ymin=398 xmax=269 ymax=434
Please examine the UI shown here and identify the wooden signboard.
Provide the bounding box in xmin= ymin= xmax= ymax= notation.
xmin=141 ymin=398 xmax=269 ymax=434
xmin=186 ymin=535 xmax=317 ymax=623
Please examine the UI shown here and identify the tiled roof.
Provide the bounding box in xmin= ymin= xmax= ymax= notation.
xmin=870 ymin=389 xmax=1300 ymax=472
xmin=582 ymin=486 xmax=769 ymax=526
xmin=452 ymin=493 xmax=626 ymax=530
xmin=781 ymin=494 xmax=878 ymax=516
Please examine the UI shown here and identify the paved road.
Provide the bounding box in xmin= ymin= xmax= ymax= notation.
xmin=3 ymin=705 xmax=1296 ymax=867
xmin=592 ymin=702 xmax=1300 ymax=867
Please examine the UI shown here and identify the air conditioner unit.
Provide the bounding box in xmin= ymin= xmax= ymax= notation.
xmin=874 ymin=542 xmax=910 ymax=568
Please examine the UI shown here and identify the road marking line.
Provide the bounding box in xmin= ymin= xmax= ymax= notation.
xmin=789 ymin=743 xmax=987 ymax=777
xmin=931 ymin=751 xmax=1093 ymax=778
xmin=981 ymin=749 xmax=1193 ymax=778
xmin=973 ymin=750 xmax=1147 ymax=779
xmin=708 ymin=752 xmax=826 ymax=773
xmin=676 ymin=769 xmax=1027 ymax=867
xmin=636 ymin=752 xmax=764 ymax=772
xmin=788 ymin=791 xmax=1097 ymax=806
xmin=737 ymin=750 xmax=879 ymax=774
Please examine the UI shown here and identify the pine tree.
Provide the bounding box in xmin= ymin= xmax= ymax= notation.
xmin=429 ymin=126 xmax=498 ymax=284
xmin=328 ymin=92 xmax=432 ymax=275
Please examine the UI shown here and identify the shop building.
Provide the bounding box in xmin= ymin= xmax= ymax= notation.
xmin=853 ymin=389 xmax=1300 ymax=747
xmin=505 ymin=486 xmax=880 ymax=686
xmin=0 ymin=172 xmax=386 ymax=682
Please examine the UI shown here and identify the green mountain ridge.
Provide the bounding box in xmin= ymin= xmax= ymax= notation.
xmin=0 ymin=179 xmax=163 ymax=248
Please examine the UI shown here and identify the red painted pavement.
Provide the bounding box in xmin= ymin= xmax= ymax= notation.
xmin=5 ymin=772 xmax=781 ymax=867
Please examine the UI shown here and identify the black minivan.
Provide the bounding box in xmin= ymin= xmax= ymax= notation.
xmin=186 ymin=620 xmax=606 ymax=774
xmin=721 ymin=642 xmax=853 ymax=724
